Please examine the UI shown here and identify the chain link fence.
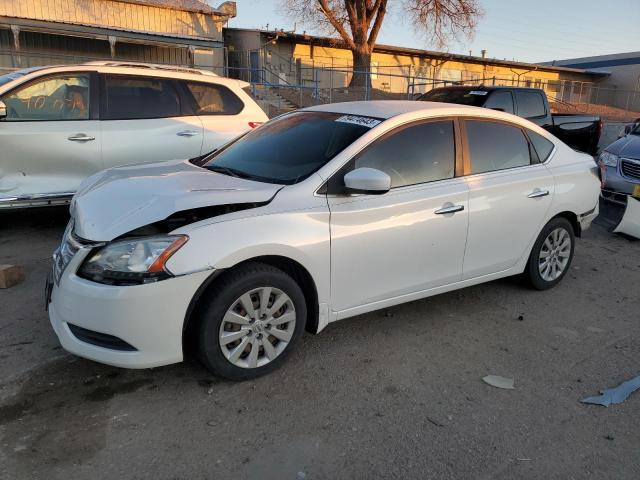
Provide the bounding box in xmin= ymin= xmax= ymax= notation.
xmin=3 ymin=46 xmax=639 ymax=123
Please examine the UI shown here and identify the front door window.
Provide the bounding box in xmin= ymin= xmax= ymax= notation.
xmin=1 ymin=74 xmax=90 ymax=121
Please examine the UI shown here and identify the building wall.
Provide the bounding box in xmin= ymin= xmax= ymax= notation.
xmin=0 ymin=0 xmax=224 ymax=40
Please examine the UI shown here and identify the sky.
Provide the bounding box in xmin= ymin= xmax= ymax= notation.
xmin=228 ymin=0 xmax=640 ymax=63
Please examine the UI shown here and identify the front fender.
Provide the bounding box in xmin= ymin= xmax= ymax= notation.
xmin=165 ymin=206 xmax=331 ymax=307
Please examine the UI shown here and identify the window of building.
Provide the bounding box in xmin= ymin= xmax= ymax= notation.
xmin=1 ymin=74 xmax=90 ymax=121
xmin=103 ymin=75 xmax=180 ymax=120
xmin=353 ymin=121 xmax=455 ymax=188
xmin=465 ymin=120 xmax=532 ymax=174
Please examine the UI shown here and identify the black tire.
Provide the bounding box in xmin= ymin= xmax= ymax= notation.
xmin=524 ymin=217 xmax=575 ymax=290
xmin=196 ymin=262 xmax=306 ymax=381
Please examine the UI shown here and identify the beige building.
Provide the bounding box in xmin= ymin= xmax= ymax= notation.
xmin=224 ymin=28 xmax=608 ymax=103
xmin=0 ymin=0 xmax=237 ymax=73
xmin=542 ymin=52 xmax=640 ymax=111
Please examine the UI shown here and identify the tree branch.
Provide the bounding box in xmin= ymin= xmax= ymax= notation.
xmin=367 ymin=0 xmax=387 ymax=48
xmin=318 ymin=0 xmax=356 ymax=49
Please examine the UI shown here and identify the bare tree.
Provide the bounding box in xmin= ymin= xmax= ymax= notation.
xmin=282 ymin=0 xmax=483 ymax=88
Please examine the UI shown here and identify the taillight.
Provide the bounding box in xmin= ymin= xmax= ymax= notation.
xmin=248 ymin=122 xmax=263 ymax=129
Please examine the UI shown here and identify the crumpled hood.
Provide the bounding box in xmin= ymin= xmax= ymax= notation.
xmin=605 ymin=135 xmax=640 ymax=159
xmin=72 ymin=159 xmax=282 ymax=241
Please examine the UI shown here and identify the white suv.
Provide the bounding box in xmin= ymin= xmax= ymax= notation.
xmin=0 ymin=62 xmax=268 ymax=209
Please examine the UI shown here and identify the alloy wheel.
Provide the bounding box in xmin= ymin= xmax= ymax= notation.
xmin=218 ymin=287 xmax=296 ymax=369
xmin=538 ymin=227 xmax=572 ymax=282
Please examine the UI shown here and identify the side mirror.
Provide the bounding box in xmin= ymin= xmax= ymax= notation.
xmin=0 ymin=101 xmax=6 ymax=120
xmin=344 ymin=167 xmax=391 ymax=194
xmin=624 ymin=125 xmax=632 ymax=135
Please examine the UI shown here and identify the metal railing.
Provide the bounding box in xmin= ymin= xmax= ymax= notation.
xmin=3 ymin=47 xmax=640 ymax=121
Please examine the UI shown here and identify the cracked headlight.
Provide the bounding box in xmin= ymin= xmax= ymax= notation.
xmin=78 ymin=235 xmax=188 ymax=286
xmin=599 ymin=151 xmax=619 ymax=167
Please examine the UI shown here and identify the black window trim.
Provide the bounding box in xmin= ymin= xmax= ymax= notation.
xmin=522 ymin=128 xmax=557 ymax=164
xmin=460 ymin=116 xmax=544 ymax=176
xmin=0 ymin=70 xmax=99 ymax=122
xmin=324 ymin=116 xmax=463 ymax=195
xmin=514 ymin=89 xmax=547 ymax=120
xmin=180 ymin=79 xmax=246 ymax=116
xmin=99 ymin=73 xmax=184 ymax=121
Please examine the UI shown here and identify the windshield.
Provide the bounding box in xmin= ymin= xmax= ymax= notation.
xmin=203 ymin=111 xmax=378 ymax=184
xmin=418 ymin=88 xmax=488 ymax=106
xmin=0 ymin=67 xmax=47 ymax=87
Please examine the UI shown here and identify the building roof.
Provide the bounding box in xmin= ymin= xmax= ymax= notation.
xmin=114 ymin=0 xmax=233 ymax=16
xmin=541 ymin=51 xmax=640 ymax=70
xmin=225 ymin=27 xmax=609 ymax=77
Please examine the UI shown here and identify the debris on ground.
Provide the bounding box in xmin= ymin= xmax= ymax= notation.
xmin=482 ymin=375 xmax=515 ymax=390
xmin=581 ymin=375 xmax=640 ymax=407
xmin=0 ymin=265 xmax=25 ymax=289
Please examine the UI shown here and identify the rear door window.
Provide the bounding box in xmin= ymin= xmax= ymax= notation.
xmin=465 ymin=120 xmax=533 ymax=174
xmin=103 ymin=75 xmax=181 ymax=120
xmin=1 ymin=74 xmax=90 ymax=121
xmin=516 ymin=91 xmax=546 ymax=118
xmin=183 ymin=81 xmax=244 ymax=115
xmin=484 ymin=91 xmax=514 ymax=114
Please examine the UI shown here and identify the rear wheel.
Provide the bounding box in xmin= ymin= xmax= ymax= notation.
xmin=196 ymin=262 xmax=306 ymax=380
xmin=524 ymin=217 xmax=575 ymax=290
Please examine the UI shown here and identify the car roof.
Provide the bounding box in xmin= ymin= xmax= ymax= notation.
xmin=304 ymin=100 xmax=493 ymax=120
xmin=0 ymin=63 xmax=248 ymax=91
xmin=429 ymin=85 xmax=541 ymax=92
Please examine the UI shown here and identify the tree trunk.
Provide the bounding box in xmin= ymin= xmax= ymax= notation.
xmin=349 ymin=48 xmax=372 ymax=90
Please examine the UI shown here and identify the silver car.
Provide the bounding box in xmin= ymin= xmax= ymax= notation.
xmin=599 ymin=120 xmax=640 ymax=204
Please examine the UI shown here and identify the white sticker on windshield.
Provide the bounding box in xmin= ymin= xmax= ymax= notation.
xmin=470 ymin=90 xmax=488 ymax=96
xmin=335 ymin=115 xmax=381 ymax=128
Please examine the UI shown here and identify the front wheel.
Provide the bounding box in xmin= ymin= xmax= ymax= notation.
xmin=524 ymin=217 xmax=575 ymax=290
xmin=196 ymin=262 xmax=306 ymax=380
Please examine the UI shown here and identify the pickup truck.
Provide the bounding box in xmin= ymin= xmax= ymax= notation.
xmin=418 ymin=86 xmax=602 ymax=155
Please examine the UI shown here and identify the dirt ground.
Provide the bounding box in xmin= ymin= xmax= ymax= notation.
xmin=0 ymin=207 xmax=639 ymax=480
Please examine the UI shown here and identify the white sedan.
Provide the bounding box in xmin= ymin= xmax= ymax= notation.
xmin=47 ymin=101 xmax=600 ymax=380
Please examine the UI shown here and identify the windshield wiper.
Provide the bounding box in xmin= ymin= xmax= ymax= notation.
xmin=207 ymin=165 xmax=248 ymax=178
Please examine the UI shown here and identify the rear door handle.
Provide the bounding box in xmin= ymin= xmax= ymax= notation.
xmin=177 ymin=130 xmax=200 ymax=137
xmin=68 ymin=134 xmax=95 ymax=142
xmin=528 ymin=189 xmax=550 ymax=198
xmin=434 ymin=204 xmax=465 ymax=215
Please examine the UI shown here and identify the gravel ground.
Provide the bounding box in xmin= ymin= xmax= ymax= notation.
xmin=0 ymin=207 xmax=639 ymax=480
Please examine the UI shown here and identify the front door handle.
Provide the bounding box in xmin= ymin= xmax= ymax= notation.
xmin=434 ymin=204 xmax=465 ymax=215
xmin=177 ymin=130 xmax=200 ymax=137
xmin=68 ymin=133 xmax=95 ymax=142
xmin=528 ymin=189 xmax=550 ymax=198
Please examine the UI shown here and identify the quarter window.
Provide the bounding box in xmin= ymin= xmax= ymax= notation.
xmin=353 ymin=121 xmax=456 ymax=188
xmin=516 ymin=91 xmax=546 ymax=118
xmin=484 ymin=91 xmax=514 ymax=114
xmin=184 ymin=82 xmax=244 ymax=115
xmin=103 ymin=75 xmax=180 ymax=120
xmin=1 ymin=74 xmax=90 ymax=121
xmin=465 ymin=120 xmax=532 ymax=174
xmin=527 ymin=130 xmax=555 ymax=162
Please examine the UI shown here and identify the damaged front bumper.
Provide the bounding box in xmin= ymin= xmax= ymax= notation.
xmin=48 ymin=249 xmax=212 ymax=369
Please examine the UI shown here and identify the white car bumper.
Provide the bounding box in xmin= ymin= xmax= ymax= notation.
xmin=48 ymin=252 xmax=212 ymax=369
